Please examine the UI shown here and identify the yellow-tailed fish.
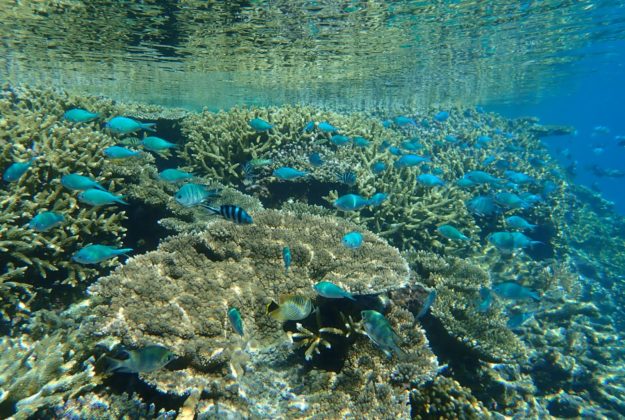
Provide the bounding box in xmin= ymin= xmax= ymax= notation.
xmin=267 ymin=294 xmax=313 ymax=322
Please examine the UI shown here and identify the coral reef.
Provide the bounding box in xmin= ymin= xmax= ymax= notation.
xmin=82 ymin=209 xmax=438 ymax=417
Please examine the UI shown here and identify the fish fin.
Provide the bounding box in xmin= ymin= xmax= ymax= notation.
xmin=198 ymin=204 xmax=220 ymax=214
xmin=530 ymin=292 xmax=541 ymax=301
xmin=141 ymin=123 xmax=157 ymax=132
xmin=529 ymin=241 xmax=544 ymax=248
xmin=117 ymin=248 xmax=133 ymax=257
xmin=99 ymin=356 xmax=129 ymax=374
xmin=345 ymin=293 xmax=356 ymax=301
xmin=115 ymin=197 xmax=129 ymax=205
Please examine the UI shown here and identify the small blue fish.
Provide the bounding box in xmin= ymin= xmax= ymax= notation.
xmin=330 ymin=134 xmax=350 ymax=146
xmin=507 ymin=311 xmax=535 ymax=329
xmin=3 ymin=158 xmax=36 ymax=183
xmin=249 ymin=118 xmax=273 ymax=132
xmin=342 ymin=231 xmax=363 ymax=249
xmin=106 ymin=116 xmax=155 ymax=134
xmin=334 ymin=194 xmax=369 ymax=211
xmin=72 ymin=244 xmax=132 ymax=264
xmin=437 ymin=225 xmax=469 ymax=241
xmin=382 ymin=120 xmax=393 ymax=128
xmin=313 ymin=281 xmax=355 ymax=300
xmin=394 ymin=154 xmax=430 ymax=168
xmin=420 ymin=119 xmax=430 ymax=128
xmin=78 ymin=189 xmax=127 ymax=206
xmin=434 ymin=111 xmax=449 ymax=122
xmin=29 ymin=211 xmax=65 ymax=232
xmin=394 ymin=116 xmax=416 ymax=127
xmin=174 ymin=183 xmax=220 ymax=207
xmin=371 ymin=161 xmax=386 ymax=174
xmin=444 ymin=135 xmax=458 ymax=143
xmin=204 ymin=204 xmax=253 ymax=224
xmin=361 ymin=310 xmax=404 ymax=358
xmin=476 ymin=287 xmax=492 ymax=312
xmin=476 ymin=135 xmax=491 ymax=147
xmin=282 ymin=246 xmax=291 ymax=274
xmin=520 ymin=192 xmax=543 ymax=205
xmin=466 ymin=196 xmax=499 ymax=216
xmin=456 ymin=177 xmax=476 ymax=188
xmin=228 ymin=308 xmax=244 ymax=336
xmin=61 ymin=174 xmax=106 ymax=191
xmin=504 ymin=170 xmax=534 ymax=184
xmin=416 ymin=290 xmax=437 ymax=319
xmin=482 ymin=155 xmax=496 ymax=166
xmin=309 ymin=152 xmax=324 ymax=167
xmin=378 ymin=140 xmax=391 ymax=152
xmin=337 ymin=171 xmax=357 ymax=186
xmin=493 ymin=192 xmax=529 ymax=210
xmin=318 ymin=121 xmax=338 ymax=133
xmin=352 ymin=136 xmax=370 ymax=147
xmin=142 ymin=136 xmax=177 ymax=152
xmin=104 ymin=146 xmax=141 ymax=159
xmin=488 ymin=232 xmax=542 ymax=252
xmin=493 ymin=282 xmax=540 ymax=301
xmin=401 ymin=139 xmax=423 ymax=151
xmin=464 ymin=171 xmax=502 ymax=185
xmin=159 ymin=169 xmax=193 ymax=183
xmin=273 ymin=167 xmax=308 ymax=180
xmin=388 ymin=146 xmax=403 ymax=156
xmin=417 ymin=173 xmax=445 ymax=187
xmin=63 ymin=108 xmax=100 ymax=123
xmin=303 ymin=121 xmax=315 ymax=133
xmin=505 ymin=216 xmax=537 ymax=231
xmin=542 ymin=180 xmax=557 ymax=196
xmin=367 ymin=192 xmax=388 ymax=207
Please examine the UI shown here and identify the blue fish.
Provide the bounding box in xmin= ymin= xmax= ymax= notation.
xmin=488 ymin=232 xmax=542 ymax=252
xmin=493 ymin=192 xmax=529 ymax=210
xmin=175 ymin=183 xmax=220 ymax=207
xmin=482 ymin=155 xmax=496 ymax=166
xmin=72 ymin=244 xmax=132 ymax=264
xmin=417 ymin=173 xmax=445 ymax=187
xmin=542 ymin=180 xmax=557 ymax=196
xmin=416 ymin=290 xmax=437 ymax=319
xmin=456 ymin=177 xmax=476 ymax=188
xmin=61 ymin=174 xmax=106 ymax=191
xmin=505 ymin=216 xmax=537 ymax=231
xmin=159 ymin=169 xmax=193 ymax=183
xmin=466 ymin=196 xmax=499 ymax=216
xmin=434 ymin=111 xmax=449 ymax=122
xmin=476 ymin=135 xmax=491 ymax=147
xmin=352 ymin=136 xmax=370 ymax=147
xmin=476 ymin=287 xmax=492 ymax=312
xmin=273 ymin=167 xmax=308 ymax=180
xmin=228 ymin=308 xmax=244 ymax=336
xmin=393 ymin=116 xmax=416 ymax=127
xmin=378 ymin=140 xmax=391 ymax=152
xmin=394 ymin=154 xmax=430 ymax=168
xmin=303 ymin=121 xmax=315 ymax=133
xmin=78 ymin=189 xmax=127 ymax=206
xmin=401 ymin=139 xmax=423 ymax=151
xmin=106 ymin=116 xmax=155 ymax=134
xmin=444 ymin=135 xmax=458 ymax=143
xmin=204 ymin=204 xmax=253 ymax=224
xmin=334 ymin=194 xmax=369 ymax=211
xmin=318 ymin=121 xmax=338 ymax=133
xmin=282 ymin=246 xmax=291 ymax=274
xmin=437 ymin=225 xmax=469 ymax=241
xmin=464 ymin=170 xmax=502 ymax=185
xmin=29 ymin=211 xmax=65 ymax=232
xmin=104 ymin=146 xmax=141 ymax=159
xmin=520 ymin=192 xmax=543 ymax=205
xmin=371 ymin=161 xmax=386 ymax=174
xmin=249 ymin=118 xmax=273 ymax=132
xmin=388 ymin=146 xmax=403 ymax=156
xmin=504 ymin=170 xmax=534 ymax=184
xmin=63 ymin=108 xmax=100 ymax=123
xmin=142 ymin=136 xmax=177 ymax=152
xmin=368 ymin=192 xmax=388 ymax=207
xmin=330 ymin=134 xmax=350 ymax=146
xmin=308 ymin=152 xmax=324 ymax=167
xmin=342 ymin=231 xmax=363 ymax=249
xmin=361 ymin=310 xmax=404 ymax=358
xmin=313 ymin=281 xmax=355 ymax=300
xmin=492 ymin=282 xmax=540 ymax=301
xmin=507 ymin=312 xmax=535 ymax=329
xmin=382 ymin=120 xmax=393 ymax=128
xmin=3 ymin=158 xmax=36 ymax=183
xmin=420 ymin=119 xmax=430 ymax=128
xmin=102 ymin=345 xmax=174 ymax=374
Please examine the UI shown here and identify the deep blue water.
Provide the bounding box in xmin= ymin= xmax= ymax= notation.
xmin=491 ymin=41 xmax=625 ymax=214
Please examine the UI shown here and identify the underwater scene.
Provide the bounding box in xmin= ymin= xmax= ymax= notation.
xmin=2 ymin=1 xmax=625 ymax=419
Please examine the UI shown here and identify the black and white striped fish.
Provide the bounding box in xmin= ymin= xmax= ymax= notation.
xmin=203 ymin=204 xmax=253 ymax=224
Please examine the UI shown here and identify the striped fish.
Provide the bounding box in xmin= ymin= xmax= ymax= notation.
xmin=267 ymin=294 xmax=313 ymax=322
xmin=174 ymin=184 xmax=220 ymax=207
xmin=203 ymin=204 xmax=253 ymax=224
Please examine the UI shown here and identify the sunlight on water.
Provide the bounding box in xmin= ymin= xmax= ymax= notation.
xmin=1 ymin=0 xmax=624 ymax=109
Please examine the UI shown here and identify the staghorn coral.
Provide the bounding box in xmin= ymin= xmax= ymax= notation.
xmin=81 ymin=209 xmax=438 ymax=417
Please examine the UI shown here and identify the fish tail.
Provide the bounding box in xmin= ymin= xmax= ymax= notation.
xmin=530 ymin=292 xmax=541 ymax=301
xmin=115 ymin=196 xmax=129 ymax=205
xmin=94 ymin=182 xmax=107 ymax=191
xmin=141 ymin=123 xmax=157 ymax=132
xmin=98 ymin=356 xmax=127 ymax=374
xmin=199 ymin=204 xmax=220 ymax=215
xmin=116 ymin=248 xmax=133 ymax=257
xmin=529 ymin=240 xmax=543 ymax=248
